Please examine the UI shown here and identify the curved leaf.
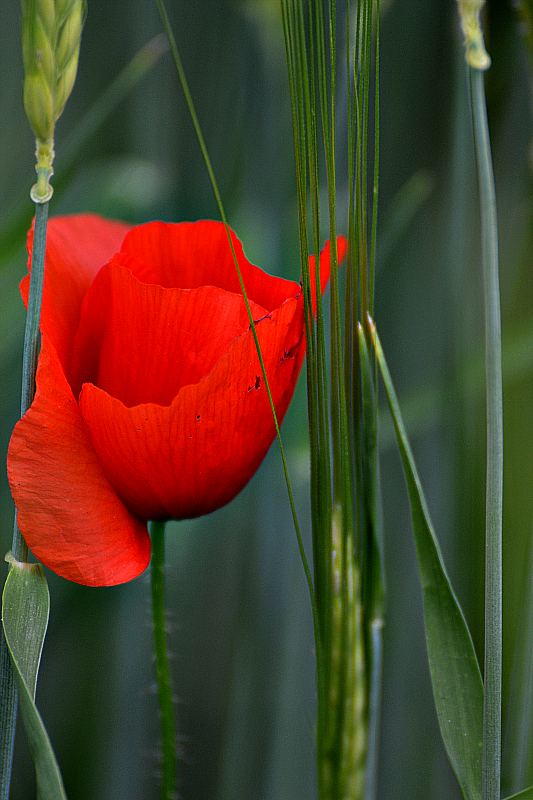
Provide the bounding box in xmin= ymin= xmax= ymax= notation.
xmin=503 ymin=788 xmax=533 ymax=800
xmin=2 ymin=559 xmax=67 ymax=799
xmin=370 ymin=321 xmax=483 ymax=800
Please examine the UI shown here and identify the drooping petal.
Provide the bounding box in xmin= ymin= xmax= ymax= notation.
xmin=22 ymin=214 xmax=130 ymax=375
xmin=7 ymin=336 xmax=150 ymax=587
xmin=79 ymin=296 xmax=305 ymax=521
xmin=110 ymin=220 xmax=299 ymax=312
xmin=70 ymin=262 xmax=270 ymax=406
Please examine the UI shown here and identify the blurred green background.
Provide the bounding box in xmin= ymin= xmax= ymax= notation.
xmin=1 ymin=0 xmax=532 ymax=797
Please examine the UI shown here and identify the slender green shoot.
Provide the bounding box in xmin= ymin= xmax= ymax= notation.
xmin=150 ymin=521 xmax=177 ymax=800
xmin=365 ymin=619 xmax=383 ymax=800
xmin=11 ymin=202 xmax=49 ymax=563
xmin=369 ymin=0 xmax=380 ymax=312
xmin=470 ymin=67 xmax=503 ymax=800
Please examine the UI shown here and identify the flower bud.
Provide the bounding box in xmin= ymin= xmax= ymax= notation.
xmin=457 ymin=0 xmax=491 ymax=70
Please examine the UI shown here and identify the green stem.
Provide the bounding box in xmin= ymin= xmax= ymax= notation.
xmin=12 ymin=201 xmax=49 ymax=562
xmin=364 ymin=618 xmax=383 ymax=800
xmin=470 ymin=67 xmax=503 ymax=800
xmin=150 ymin=520 xmax=177 ymax=800
xmin=0 ymin=199 xmax=49 ymax=799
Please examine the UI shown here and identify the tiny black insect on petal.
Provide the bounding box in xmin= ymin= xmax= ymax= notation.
xmin=247 ymin=376 xmax=262 ymax=392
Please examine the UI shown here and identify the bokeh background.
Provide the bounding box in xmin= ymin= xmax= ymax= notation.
xmin=1 ymin=1 xmax=532 ymax=798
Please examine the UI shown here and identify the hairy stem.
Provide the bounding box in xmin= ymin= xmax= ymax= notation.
xmin=150 ymin=520 xmax=177 ymax=800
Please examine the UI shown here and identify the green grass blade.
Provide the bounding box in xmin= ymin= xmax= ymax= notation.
xmin=0 ymin=631 xmax=17 ymax=799
xmin=357 ymin=324 xmax=385 ymax=800
xmin=470 ymin=65 xmax=503 ymax=800
xmin=357 ymin=324 xmax=384 ymax=620
xmin=2 ymin=559 xmax=67 ymax=800
xmin=503 ymin=788 xmax=533 ymax=800
xmin=378 ymin=170 xmax=434 ymax=265
xmin=370 ymin=320 xmax=483 ymax=800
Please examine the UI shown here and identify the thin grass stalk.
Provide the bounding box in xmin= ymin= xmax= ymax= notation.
xmin=350 ymin=1 xmax=367 ymax=615
xmin=364 ymin=6 xmax=384 ymax=795
xmin=369 ymin=0 xmax=379 ymax=314
xmin=346 ymin=2 xmax=364 ymax=559
xmin=289 ymin=2 xmax=336 ymax=763
xmin=364 ymin=618 xmax=383 ymax=800
xmin=306 ymin=1 xmax=334 ymax=650
xmin=469 ymin=66 xmax=503 ymax=800
xmin=281 ymin=0 xmax=318 ymax=532
xmin=358 ymin=0 xmax=369 ymax=317
xmin=281 ymin=3 xmax=328 ymax=731
xmin=154 ymin=0 xmax=318 ymax=612
xmin=283 ymin=3 xmax=382 ymax=797
xmin=155 ymin=7 xmax=326 ymax=751
xmin=304 ymin=0 xmax=330 ymax=662
xmin=319 ymin=4 xmax=368 ymax=798
xmin=354 ymin=0 xmax=367 ymax=318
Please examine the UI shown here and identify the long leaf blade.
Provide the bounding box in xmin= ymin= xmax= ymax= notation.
xmin=2 ymin=560 xmax=67 ymax=800
xmin=370 ymin=320 xmax=483 ymax=800
xmin=503 ymin=788 xmax=533 ymax=800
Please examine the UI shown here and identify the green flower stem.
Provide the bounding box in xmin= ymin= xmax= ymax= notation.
xmin=470 ymin=67 xmax=503 ymax=800
xmin=150 ymin=520 xmax=177 ymax=800
xmin=1 ymin=199 xmax=49 ymax=799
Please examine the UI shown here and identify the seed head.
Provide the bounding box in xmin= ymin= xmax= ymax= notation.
xmin=21 ymin=0 xmax=86 ymax=200
xmin=457 ymin=0 xmax=491 ymax=70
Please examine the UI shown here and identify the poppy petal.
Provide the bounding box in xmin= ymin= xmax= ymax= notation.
xmin=70 ymin=262 xmax=270 ymax=406
xmin=78 ymin=295 xmax=305 ymax=521
xmin=308 ymin=235 xmax=348 ymax=314
xmin=7 ymin=336 xmax=150 ymax=587
xmin=22 ymin=214 xmax=130 ymax=375
xmin=112 ymin=220 xmax=299 ymax=312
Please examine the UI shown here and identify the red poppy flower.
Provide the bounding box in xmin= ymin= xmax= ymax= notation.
xmin=8 ymin=215 xmax=346 ymax=587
